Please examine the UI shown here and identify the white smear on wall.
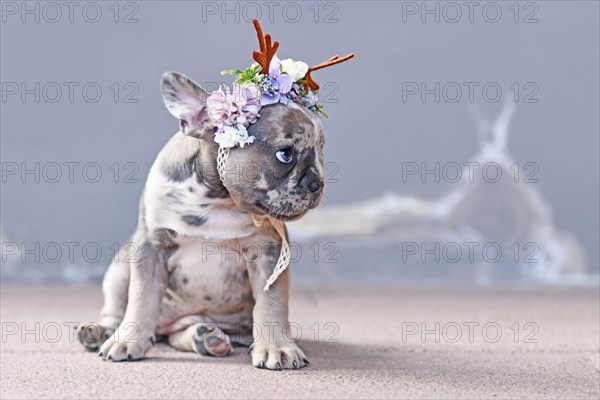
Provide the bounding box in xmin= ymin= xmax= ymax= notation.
xmin=289 ymin=103 xmax=590 ymax=285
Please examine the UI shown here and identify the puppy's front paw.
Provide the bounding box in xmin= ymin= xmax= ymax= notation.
xmin=250 ymin=338 xmax=308 ymax=370
xmin=76 ymin=322 xmax=115 ymax=351
xmin=98 ymin=322 xmax=154 ymax=362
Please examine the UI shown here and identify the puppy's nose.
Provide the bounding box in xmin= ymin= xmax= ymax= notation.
xmin=308 ymin=180 xmax=321 ymax=193
xmin=300 ymin=168 xmax=322 ymax=193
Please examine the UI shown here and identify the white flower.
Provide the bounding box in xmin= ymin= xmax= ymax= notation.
xmin=281 ymin=58 xmax=309 ymax=82
xmin=235 ymin=124 xmax=255 ymax=148
xmin=214 ymin=126 xmax=238 ymax=148
xmin=214 ymin=124 xmax=255 ymax=149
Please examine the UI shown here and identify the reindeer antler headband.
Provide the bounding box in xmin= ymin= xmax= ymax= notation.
xmin=209 ymin=20 xmax=353 ymax=290
xmin=250 ymin=19 xmax=353 ymax=91
xmin=208 ymin=19 xmax=354 ymax=149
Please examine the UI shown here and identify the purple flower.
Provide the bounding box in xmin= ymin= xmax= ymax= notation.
xmin=259 ymin=56 xmax=295 ymax=106
xmin=303 ymin=90 xmax=318 ymax=107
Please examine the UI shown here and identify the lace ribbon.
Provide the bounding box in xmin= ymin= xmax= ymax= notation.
xmin=217 ymin=146 xmax=291 ymax=291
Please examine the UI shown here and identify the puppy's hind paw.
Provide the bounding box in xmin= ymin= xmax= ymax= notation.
xmin=191 ymin=323 xmax=232 ymax=357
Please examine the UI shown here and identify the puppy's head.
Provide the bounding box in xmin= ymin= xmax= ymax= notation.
xmin=161 ymin=72 xmax=325 ymax=221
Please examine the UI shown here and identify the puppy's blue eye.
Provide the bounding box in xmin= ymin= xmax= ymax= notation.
xmin=275 ymin=149 xmax=293 ymax=164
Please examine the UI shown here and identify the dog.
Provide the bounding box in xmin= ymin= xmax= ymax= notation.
xmin=76 ymin=71 xmax=325 ymax=370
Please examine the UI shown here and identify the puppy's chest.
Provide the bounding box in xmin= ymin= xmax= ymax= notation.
xmin=162 ymin=236 xmax=254 ymax=318
xmin=144 ymin=169 xmax=255 ymax=240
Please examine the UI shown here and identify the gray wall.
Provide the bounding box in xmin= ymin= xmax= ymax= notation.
xmin=1 ymin=1 xmax=598 ymax=282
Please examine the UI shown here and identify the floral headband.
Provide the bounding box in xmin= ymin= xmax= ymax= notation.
xmin=210 ymin=20 xmax=353 ymax=290
xmin=207 ymin=19 xmax=354 ymax=149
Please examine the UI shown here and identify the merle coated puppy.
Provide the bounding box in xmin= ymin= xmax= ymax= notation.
xmin=77 ymin=71 xmax=324 ymax=370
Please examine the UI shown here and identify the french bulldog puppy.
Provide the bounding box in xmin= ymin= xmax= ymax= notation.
xmin=77 ymin=72 xmax=324 ymax=370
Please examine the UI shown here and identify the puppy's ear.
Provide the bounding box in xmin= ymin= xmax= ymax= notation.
xmin=161 ymin=72 xmax=211 ymax=138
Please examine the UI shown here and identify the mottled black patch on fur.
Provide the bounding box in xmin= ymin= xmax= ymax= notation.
xmin=266 ymin=243 xmax=279 ymax=264
xmin=283 ymin=121 xmax=307 ymax=140
xmin=255 ymin=242 xmax=280 ymax=276
xmin=205 ymin=189 xmax=229 ymax=199
xmin=165 ymin=191 xmax=184 ymax=204
xmin=182 ymin=276 xmax=189 ymax=285
xmin=234 ymin=270 xmax=249 ymax=283
xmin=280 ymin=107 xmax=312 ymax=142
xmin=240 ymin=290 xmax=254 ymax=304
xmin=203 ymin=295 xmax=212 ymax=302
xmin=168 ymin=267 xmax=179 ymax=291
xmin=150 ymin=228 xmax=178 ymax=253
xmin=182 ymin=214 xmax=208 ymax=226
xmin=197 ymin=147 xmax=229 ymax=199
xmin=148 ymin=229 xmax=179 ymax=269
xmin=232 ymin=305 xmax=247 ymax=314
xmin=162 ymin=152 xmax=198 ymax=182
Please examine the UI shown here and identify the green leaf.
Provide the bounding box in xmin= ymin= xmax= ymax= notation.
xmin=311 ymin=103 xmax=328 ymax=118
xmin=221 ymin=68 xmax=244 ymax=76
xmin=251 ymin=64 xmax=262 ymax=74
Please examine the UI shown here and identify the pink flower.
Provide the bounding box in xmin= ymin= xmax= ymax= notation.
xmin=207 ymin=84 xmax=261 ymax=131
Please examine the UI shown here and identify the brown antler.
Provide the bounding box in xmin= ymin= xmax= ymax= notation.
xmin=304 ymin=53 xmax=354 ymax=92
xmin=252 ymin=19 xmax=279 ymax=74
